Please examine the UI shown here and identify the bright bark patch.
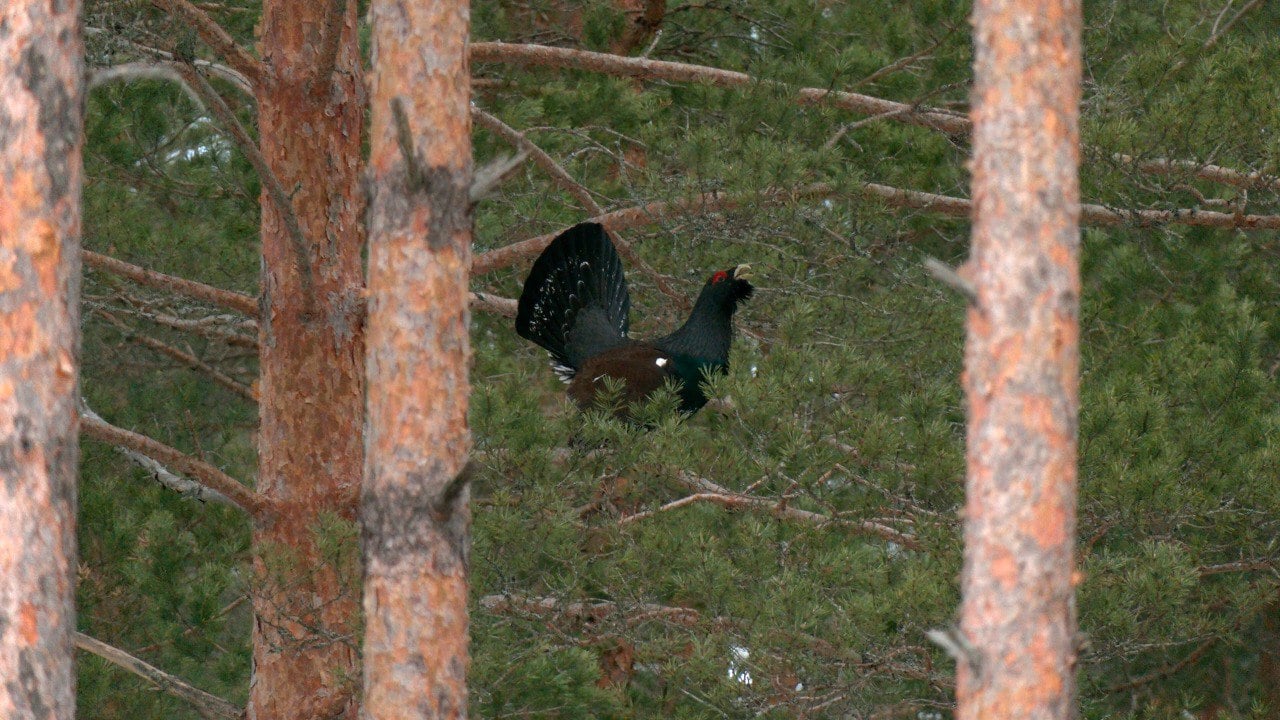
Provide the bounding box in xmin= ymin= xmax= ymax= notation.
xmin=362 ymin=0 xmax=473 ymax=717
xmin=0 ymin=1 xmax=83 ymax=718
xmin=959 ymin=0 xmax=1083 ymax=718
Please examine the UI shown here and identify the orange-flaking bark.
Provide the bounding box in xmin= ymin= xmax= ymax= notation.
xmin=959 ymin=0 xmax=1082 ymax=718
xmin=0 ymin=1 xmax=83 ymax=718
xmin=248 ymin=0 xmax=367 ymax=717
xmin=362 ymin=0 xmax=473 ymax=718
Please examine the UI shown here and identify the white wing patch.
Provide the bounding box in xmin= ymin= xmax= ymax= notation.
xmin=655 ymin=357 xmax=669 ymax=368
xmin=550 ymin=355 xmax=576 ymax=384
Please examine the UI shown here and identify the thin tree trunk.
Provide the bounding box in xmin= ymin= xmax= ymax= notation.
xmin=361 ymin=0 xmax=473 ymax=716
xmin=959 ymin=1 xmax=1082 ymax=718
xmin=0 ymin=1 xmax=84 ymax=717
xmin=249 ymin=0 xmax=367 ymax=716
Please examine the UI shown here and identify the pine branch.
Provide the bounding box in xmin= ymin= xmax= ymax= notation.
xmin=172 ymin=62 xmax=316 ymax=309
xmin=84 ymin=250 xmax=258 ymax=317
xmin=74 ymin=632 xmax=242 ymax=720
xmin=1112 ymin=153 xmax=1280 ymax=193
xmin=1104 ymin=636 xmax=1218 ymax=694
xmin=94 ymin=309 xmax=256 ymax=401
xmin=615 ymin=471 xmax=923 ymax=550
xmin=472 ymin=107 xmax=687 ymax=305
xmin=82 ymin=400 xmax=237 ymax=508
xmin=123 ymin=308 xmax=258 ymax=349
xmin=87 ymin=63 xmax=200 ymax=103
xmin=479 ymin=594 xmax=715 ymax=628
xmin=471 ymin=183 xmax=840 ymax=275
xmin=80 ymin=408 xmax=267 ymax=516
xmin=84 ymin=28 xmax=253 ymax=95
xmin=469 ymin=291 xmax=518 ymax=318
xmin=475 ymin=180 xmax=1280 ymax=278
xmin=470 ymin=42 xmax=970 ymax=135
xmin=150 ymin=0 xmax=263 ymax=85
xmin=472 ymin=41 xmax=1280 ymax=196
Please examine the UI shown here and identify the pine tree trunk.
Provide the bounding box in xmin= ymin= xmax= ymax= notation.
xmin=249 ymin=0 xmax=367 ymax=717
xmin=959 ymin=1 xmax=1082 ymax=718
xmin=361 ymin=0 xmax=473 ymax=717
xmin=0 ymin=2 xmax=83 ymax=718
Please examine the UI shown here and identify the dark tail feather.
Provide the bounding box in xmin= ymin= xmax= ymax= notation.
xmin=516 ymin=223 xmax=631 ymax=379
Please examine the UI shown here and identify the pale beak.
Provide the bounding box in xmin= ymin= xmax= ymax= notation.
xmin=732 ymin=264 xmax=753 ymax=280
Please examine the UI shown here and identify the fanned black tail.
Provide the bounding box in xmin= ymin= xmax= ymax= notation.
xmin=516 ymin=222 xmax=631 ymax=381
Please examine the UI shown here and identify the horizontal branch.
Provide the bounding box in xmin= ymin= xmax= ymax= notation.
xmin=470 ymin=291 xmax=517 ymax=317
xmin=80 ymin=409 xmax=266 ymax=515
xmin=471 ymin=42 xmax=970 ymax=135
xmin=628 ymin=472 xmax=924 ymax=550
xmin=150 ymin=0 xmax=263 ymax=85
xmin=74 ymin=632 xmax=242 ymax=720
xmin=472 ymin=42 xmax=1277 ymax=198
xmin=95 ymin=310 xmax=256 ymax=400
xmin=1113 ymin=153 xmax=1280 ymax=193
xmin=84 ymin=250 xmax=258 ymax=317
xmin=479 ymin=594 xmax=711 ymax=628
xmin=471 ymin=183 xmax=839 ymax=275
xmin=84 ymin=28 xmax=253 ymax=95
xmin=125 ymin=309 xmax=258 ymax=349
xmin=476 ymin=180 xmax=1280 ymax=277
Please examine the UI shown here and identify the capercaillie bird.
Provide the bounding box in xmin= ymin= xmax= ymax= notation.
xmin=516 ymin=222 xmax=753 ymax=415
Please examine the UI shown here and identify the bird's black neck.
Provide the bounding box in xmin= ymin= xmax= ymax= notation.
xmin=657 ymin=291 xmax=735 ymax=365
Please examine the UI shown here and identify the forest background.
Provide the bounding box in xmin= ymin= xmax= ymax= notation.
xmin=74 ymin=0 xmax=1280 ymax=717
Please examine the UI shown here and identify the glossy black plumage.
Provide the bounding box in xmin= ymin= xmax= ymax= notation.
xmin=516 ymin=222 xmax=753 ymax=415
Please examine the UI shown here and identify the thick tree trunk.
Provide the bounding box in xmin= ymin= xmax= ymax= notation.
xmin=959 ymin=1 xmax=1082 ymax=718
xmin=361 ymin=0 xmax=473 ymax=717
xmin=249 ymin=0 xmax=367 ymax=717
xmin=0 ymin=2 xmax=83 ymax=718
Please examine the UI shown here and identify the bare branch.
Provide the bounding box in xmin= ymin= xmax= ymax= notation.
xmin=84 ymin=27 xmax=252 ymax=95
xmin=471 ymin=183 xmax=840 ymax=276
xmin=80 ymin=408 xmax=267 ymax=516
xmin=117 ymin=306 xmax=257 ymax=349
xmin=469 ymin=291 xmax=517 ymax=318
xmin=618 ymin=471 xmax=925 ymax=550
xmin=87 ymin=63 xmax=198 ymax=104
xmin=1204 ymin=0 xmax=1265 ymax=51
xmin=83 ymin=249 xmax=258 ymax=317
xmin=1112 ymin=153 xmax=1280 ymax=193
xmin=472 ymin=107 xmax=686 ymax=304
xmin=851 ymin=29 xmax=954 ymax=90
xmin=83 ymin=401 xmax=236 ymax=507
xmin=472 ymin=41 xmax=1280 ymax=196
xmin=479 ymin=594 xmax=711 ymax=628
xmin=469 ymin=151 xmax=530 ymax=203
xmin=470 ymin=42 xmax=970 ymax=135
xmin=1104 ymin=636 xmax=1218 ymax=694
xmin=150 ymin=0 xmax=264 ymax=85
xmin=173 ymin=62 xmax=314 ymax=308
xmin=94 ymin=309 xmax=257 ymax=401
xmin=74 ymin=632 xmax=242 ymax=720
xmin=922 ymin=256 xmax=977 ymax=303
xmin=476 ymin=176 xmax=1280 ymax=279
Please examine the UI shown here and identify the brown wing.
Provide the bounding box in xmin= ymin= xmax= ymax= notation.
xmin=567 ymin=344 xmax=677 ymax=410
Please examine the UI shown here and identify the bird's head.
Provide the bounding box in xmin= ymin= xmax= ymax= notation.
xmin=702 ymin=264 xmax=755 ymax=310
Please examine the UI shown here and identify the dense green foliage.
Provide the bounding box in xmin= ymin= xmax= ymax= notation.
xmin=78 ymin=0 xmax=1280 ymax=717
